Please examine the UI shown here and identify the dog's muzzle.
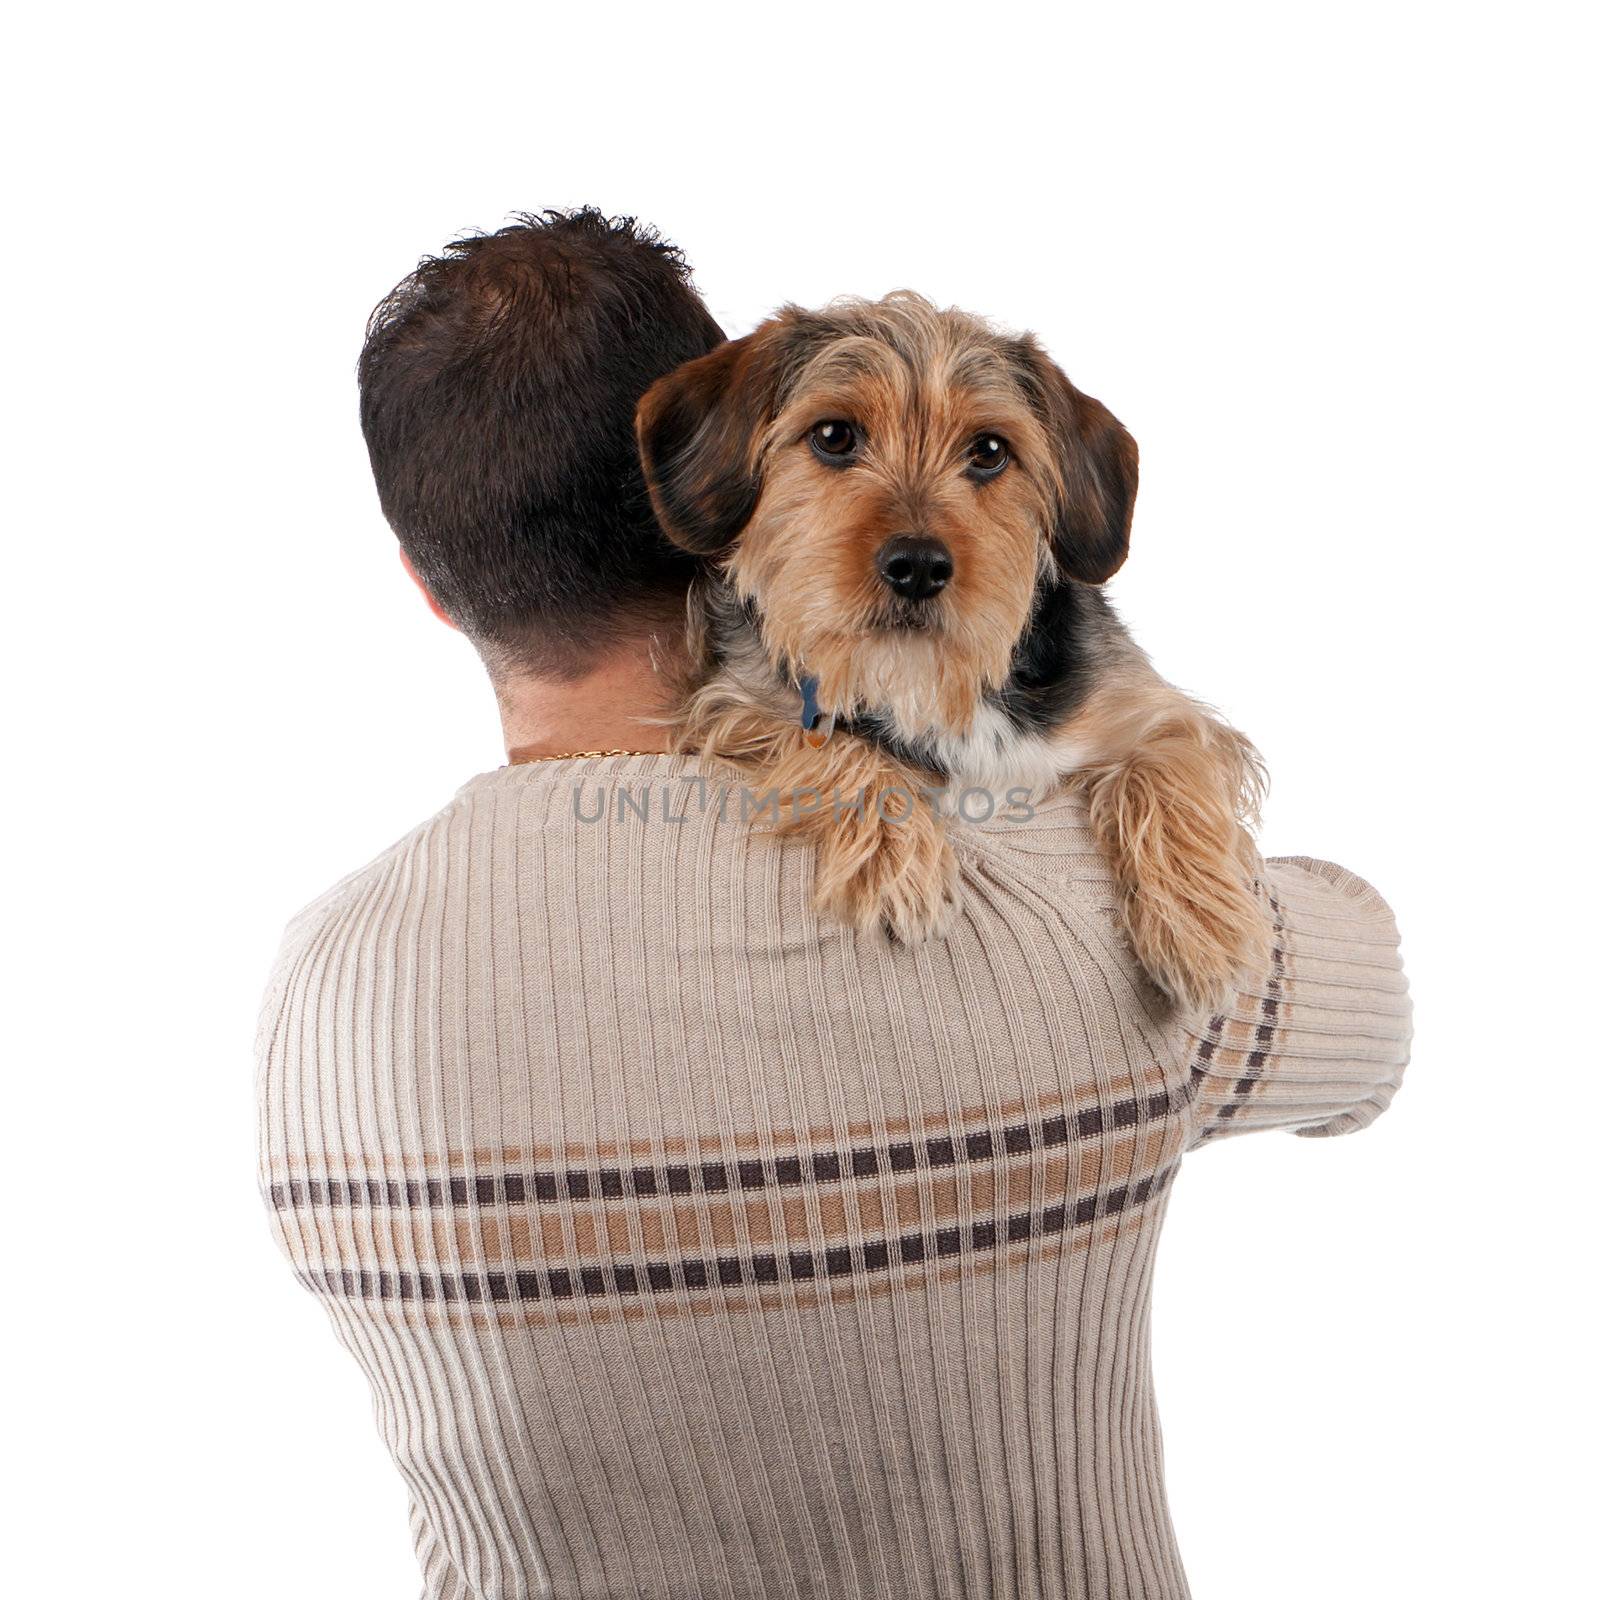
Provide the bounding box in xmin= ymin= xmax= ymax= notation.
xmin=875 ymin=535 xmax=953 ymax=602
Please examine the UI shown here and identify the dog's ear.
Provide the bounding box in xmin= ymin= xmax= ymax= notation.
xmin=1011 ymin=338 xmax=1139 ymax=585
xmin=636 ymin=318 xmax=806 ymax=556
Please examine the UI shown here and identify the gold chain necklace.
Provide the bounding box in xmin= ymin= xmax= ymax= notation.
xmin=506 ymin=746 xmax=665 ymax=766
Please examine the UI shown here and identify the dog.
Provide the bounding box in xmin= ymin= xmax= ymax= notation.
xmin=635 ymin=292 xmax=1268 ymax=1014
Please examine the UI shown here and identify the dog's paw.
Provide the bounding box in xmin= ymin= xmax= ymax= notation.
xmin=870 ymin=824 xmax=961 ymax=945
xmin=1124 ymin=879 xmax=1271 ymax=1017
xmin=1078 ymin=708 xmax=1272 ymax=1019
xmin=813 ymin=799 xmax=959 ymax=945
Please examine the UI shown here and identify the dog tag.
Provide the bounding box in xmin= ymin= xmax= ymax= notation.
xmin=798 ymin=674 xmax=836 ymax=748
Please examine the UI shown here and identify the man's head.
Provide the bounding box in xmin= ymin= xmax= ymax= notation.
xmin=359 ymin=209 xmax=725 ymax=679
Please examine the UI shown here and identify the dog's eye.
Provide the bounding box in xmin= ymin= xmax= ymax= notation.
xmin=810 ymin=421 xmax=859 ymax=461
xmin=968 ymin=435 xmax=1010 ymax=478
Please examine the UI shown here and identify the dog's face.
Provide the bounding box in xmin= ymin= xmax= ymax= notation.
xmin=637 ymin=292 xmax=1137 ymax=736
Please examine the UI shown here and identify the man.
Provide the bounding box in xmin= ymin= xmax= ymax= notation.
xmin=356 ymin=207 xmax=719 ymax=751
xmin=259 ymin=208 xmax=1411 ymax=1599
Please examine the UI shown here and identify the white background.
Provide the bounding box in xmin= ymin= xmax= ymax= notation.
xmin=6 ymin=3 xmax=1595 ymax=1596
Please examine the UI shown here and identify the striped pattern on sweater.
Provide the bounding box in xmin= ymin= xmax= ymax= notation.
xmin=258 ymin=755 xmax=1410 ymax=1599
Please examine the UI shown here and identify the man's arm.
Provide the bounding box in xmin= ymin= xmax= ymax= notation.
xmin=1183 ymin=856 xmax=1413 ymax=1145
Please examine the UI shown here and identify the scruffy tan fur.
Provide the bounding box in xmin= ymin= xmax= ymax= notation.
xmin=638 ymin=293 xmax=1269 ymax=1014
xmin=1066 ymin=668 xmax=1268 ymax=1011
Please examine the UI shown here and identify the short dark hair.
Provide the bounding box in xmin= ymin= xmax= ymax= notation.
xmin=358 ymin=208 xmax=725 ymax=676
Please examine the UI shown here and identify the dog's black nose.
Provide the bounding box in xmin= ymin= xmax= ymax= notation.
xmin=876 ymin=535 xmax=953 ymax=601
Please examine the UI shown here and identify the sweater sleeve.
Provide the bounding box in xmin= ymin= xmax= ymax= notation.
xmin=1182 ymin=856 xmax=1413 ymax=1145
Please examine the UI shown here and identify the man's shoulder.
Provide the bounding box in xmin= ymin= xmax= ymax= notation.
xmin=255 ymin=754 xmax=1135 ymax=1038
xmin=257 ymin=757 xmax=689 ymax=990
xmin=261 ymin=777 xmax=486 ymax=996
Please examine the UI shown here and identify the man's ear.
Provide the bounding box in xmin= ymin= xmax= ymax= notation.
xmin=399 ymin=547 xmax=458 ymax=630
xmin=1011 ymin=338 xmax=1139 ymax=585
xmin=635 ymin=317 xmax=805 ymax=556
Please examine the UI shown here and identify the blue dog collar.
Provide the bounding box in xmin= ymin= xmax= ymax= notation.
xmin=798 ymin=674 xmax=836 ymax=748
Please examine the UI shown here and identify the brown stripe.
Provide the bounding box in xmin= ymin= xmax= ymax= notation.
xmin=293 ymin=1161 xmax=1180 ymax=1311
xmin=334 ymin=1210 xmax=1158 ymax=1330
xmin=1213 ymin=895 xmax=1287 ymax=1125
xmin=1189 ymin=895 xmax=1290 ymax=1144
xmin=283 ymin=1128 xmax=1176 ymax=1270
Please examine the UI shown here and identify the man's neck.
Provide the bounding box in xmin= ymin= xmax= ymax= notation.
xmin=494 ymin=629 xmax=686 ymax=762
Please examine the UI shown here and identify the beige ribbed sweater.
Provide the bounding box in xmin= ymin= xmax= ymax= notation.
xmin=257 ymin=755 xmax=1411 ymax=1600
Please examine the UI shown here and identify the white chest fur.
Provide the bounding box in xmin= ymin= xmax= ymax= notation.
xmin=895 ymin=704 xmax=1095 ymax=800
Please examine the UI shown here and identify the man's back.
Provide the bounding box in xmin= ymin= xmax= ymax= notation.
xmin=259 ymin=754 xmax=1410 ymax=1600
